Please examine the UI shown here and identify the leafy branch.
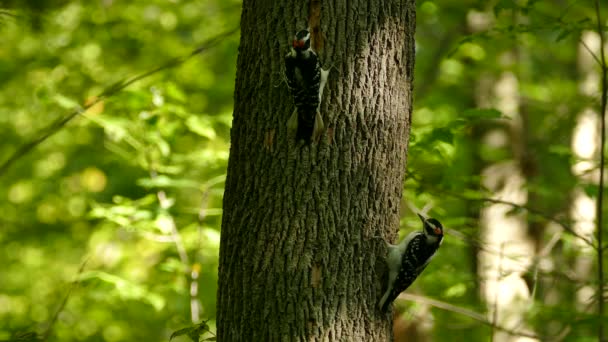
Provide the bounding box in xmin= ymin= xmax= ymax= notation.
xmin=408 ymin=171 xmax=595 ymax=247
xmin=170 ymin=320 xmax=216 ymax=342
xmin=398 ymin=293 xmax=571 ymax=340
xmin=0 ymin=26 xmax=239 ymax=178
xmin=41 ymin=257 xmax=90 ymax=341
xmin=474 ymin=196 xmax=594 ymax=247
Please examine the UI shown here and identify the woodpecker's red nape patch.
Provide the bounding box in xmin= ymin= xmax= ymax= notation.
xmin=434 ymin=227 xmax=442 ymax=235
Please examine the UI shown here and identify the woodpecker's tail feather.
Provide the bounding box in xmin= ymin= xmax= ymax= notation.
xmin=287 ymin=109 xmax=299 ymax=134
xmin=290 ymin=109 xmax=323 ymax=143
xmin=379 ymin=289 xmax=398 ymax=312
xmin=312 ymin=111 xmax=325 ymax=143
xmin=295 ymin=115 xmax=314 ymax=143
xmin=378 ymin=291 xmax=390 ymax=312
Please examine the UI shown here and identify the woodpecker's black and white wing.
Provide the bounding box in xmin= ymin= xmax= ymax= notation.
xmin=379 ymin=233 xmax=433 ymax=312
xmin=284 ymin=50 xmax=300 ymax=93
xmin=378 ymin=218 xmax=443 ymax=312
xmin=284 ymin=29 xmax=329 ymax=143
xmin=285 ymin=49 xmax=325 ymax=142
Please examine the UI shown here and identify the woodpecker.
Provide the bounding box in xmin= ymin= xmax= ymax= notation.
xmin=284 ymin=29 xmax=329 ymax=143
xmin=378 ymin=214 xmax=444 ymax=312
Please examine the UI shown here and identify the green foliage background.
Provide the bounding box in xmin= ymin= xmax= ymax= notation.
xmin=0 ymin=0 xmax=606 ymax=341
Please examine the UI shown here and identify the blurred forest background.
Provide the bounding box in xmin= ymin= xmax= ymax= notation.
xmin=0 ymin=0 xmax=606 ymax=341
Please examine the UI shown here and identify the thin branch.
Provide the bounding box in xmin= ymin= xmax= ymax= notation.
xmin=406 ymin=171 xmax=595 ymax=246
xmin=139 ymin=231 xmax=176 ymax=243
xmin=490 ymin=243 xmax=504 ymax=342
xmin=580 ymin=38 xmax=603 ymax=66
xmin=435 ymin=186 xmax=596 ymax=247
xmin=150 ymin=172 xmax=200 ymax=323
xmin=150 ymin=171 xmax=190 ymax=266
xmin=478 ymin=196 xmax=594 ymax=246
xmin=190 ymin=264 xmax=201 ymax=323
xmin=449 ymin=228 xmax=595 ymax=285
xmin=191 ymin=191 xmax=210 ymax=323
xmin=41 ymin=257 xmax=89 ymax=341
xmin=594 ymin=0 xmax=606 ymax=339
xmin=147 ymin=162 xmax=205 ymax=323
xmin=0 ymin=106 xmax=86 ymax=177
xmin=0 ymin=26 xmax=239 ymax=178
xmin=398 ymin=293 xmax=570 ymax=340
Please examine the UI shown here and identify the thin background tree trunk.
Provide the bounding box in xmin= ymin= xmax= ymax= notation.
xmin=217 ymin=0 xmax=416 ymax=340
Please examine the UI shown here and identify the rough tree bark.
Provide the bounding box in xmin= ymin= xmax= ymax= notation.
xmin=217 ymin=0 xmax=416 ymax=340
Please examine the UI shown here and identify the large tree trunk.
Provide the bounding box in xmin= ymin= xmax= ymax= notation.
xmin=217 ymin=0 xmax=416 ymax=340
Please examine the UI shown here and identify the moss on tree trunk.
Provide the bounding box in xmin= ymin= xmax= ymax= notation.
xmin=217 ymin=0 xmax=416 ymax=340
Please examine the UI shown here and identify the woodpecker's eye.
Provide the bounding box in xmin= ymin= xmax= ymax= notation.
xmin=426 ymin=218 xmax=443 ymax=233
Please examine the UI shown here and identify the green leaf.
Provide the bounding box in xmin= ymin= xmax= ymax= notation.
xmin=429 ymin=127 xmax=454 ymax=144
xmin=548 ymin=145 xmax=572 ymax=157
xmin=170 ymin=327 xmax=194 ymax=341
xmin=505 ymin=206 xmax=525 ymax=216
xmin=170 ymin=321 xmax=211 ymax=342
xmin=166 ymin=83 xmax=187 ymax=102
xmin=9 ymin=332 xmax=41 ymax=341
xmin=461 ymin=108 xmax=502 ymax=119
xmin=444 ymin=283 xmax=467 ymax=298
xmin=53 ymin=94 xmax=80 ymax=109
xmin=555 ymin=29 xmax=571 ymax=42
xmin=494 ymin=0 xmax=517 ymax=16
xmin=582 ymin=183 xmax=598 ymax=199
xmin=186 ymin=116 xmax=217 ymax=139
xmin=78 ymin=271 xmax=166 ymax=311
xmin=187 ymin=330 xmax=200 ymax=341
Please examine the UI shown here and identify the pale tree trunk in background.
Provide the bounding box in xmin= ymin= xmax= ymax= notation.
xmin=478 ymin=71 xmax=534 ymax=342
xmin=570 ymin=31 xmax=601 ymax=312
xmin=467 ymin=10 xmax=535 ymax=341
xmin=216 ymin=0 xmax=416 ymax=340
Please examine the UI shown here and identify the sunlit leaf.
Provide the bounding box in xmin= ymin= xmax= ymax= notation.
xmin=186 ymin=116 xmax=217 ymax=139
xmin=166 ymin=83 xmax=188 ymax=103
xmin=136 ymin=175 xmax=200 ymax=189
xmin=444 ymin=283 xmax=467 ymax=298
xmin=78 ymin=271 xmax=166 ymax=311
xmin=53 ymin=94 xmax=80 ymax=109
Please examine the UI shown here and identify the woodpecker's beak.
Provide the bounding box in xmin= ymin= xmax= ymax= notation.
xmin=417 ymin=213 xmax=427 ymax=224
